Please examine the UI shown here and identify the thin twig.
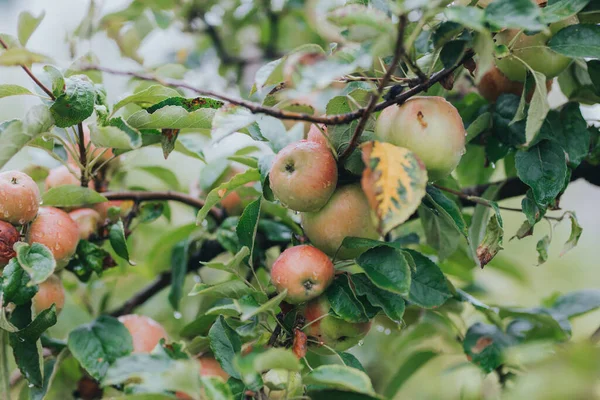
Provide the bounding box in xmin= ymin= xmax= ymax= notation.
xmin=338 ymin=15 xmax=408 ymax=162
xmin=199 ymin=14 xmax=245 ymax=66
xmin=263 ymin=0 xmax=279 ymax=59
xmin=0 ymin=37 xmax=55 ymax=100
xmin=103 ymin=190 xmax=223 ymax=221
xmin=77 ymin=122 xmax=89 ymax=187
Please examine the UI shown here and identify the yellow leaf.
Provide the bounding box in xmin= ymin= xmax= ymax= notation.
xmin=361 ymin=141 xmax=427 ymax=234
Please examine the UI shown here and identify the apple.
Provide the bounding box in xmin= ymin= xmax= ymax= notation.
xmin=45 ymin=165 xmax=92 ymax=190
xmin=374 ymin=96 xmax=466 ymax=180
xmin=68 ymin=208 xmax=101 ymax=240
xmin=0 ymin=171 xmax=40 ymax=225
xmin=494 ymin=17 xmax=578 ymax=82
xmin=198 ymin=357 xmax=229 ymax=380
xmin=32 ymin=274 xmax=65 ymax=315
xmin=306 ymin=124 xmax=330 ymax=148
xmin=301 ymin=184 xmax=379 ymax=260
xmin=270 ymin=140 xmax=338 ymax=212
xmin=0 ymin=221 xmax=19 ymax=267
xmin=27 ymin=207 xmax=80 ymax=269
xmin=477 ymin=65 xmax=553 ymax=103
xmin=303 ymin=296 xmax=371 ymax=352
xmin=92 ymin=200 xmax=135 ymax=222
xmin=118 ymin=314 xmax=168 ymax=353
xmin=478 ymin=0 xmax=545 ymax=7
xmin=263 ymin=369 xmax=303 ymax=399
xmin=270 ymin=245 xmax=335 ymax=304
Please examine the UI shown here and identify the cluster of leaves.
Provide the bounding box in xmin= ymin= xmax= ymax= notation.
xmin=1 ymin=0 xmax=600 ymax=399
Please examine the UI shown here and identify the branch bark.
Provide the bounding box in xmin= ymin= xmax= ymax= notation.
xmin=77 ymin=122 xmax=89 ymax=187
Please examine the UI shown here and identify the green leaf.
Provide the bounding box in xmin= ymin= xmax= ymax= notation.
xmin=418 ymin=203 xmax=461 ymax=261
xmin=240 ymin=290 xmax=287 ymax=322
xmin=524 ymin=70 xmax=549 ymax=146
xmin=551 ymin=289 xmax=600 ymax=319
xmin=43 ymin=65 xmax=65 ymax=98
xmin=444 ymin=6 xmax=486 ymax=32
xmin=548 ymin=24 xmax=600 ymax=58
xmin=209 ymin=316 xmax=242 ymax=380
xmin=305 ymin=365 xmax=375 ymax=395
xmin=127 ymin=106 xmax=215 ymax=130
xmin=352 ymin=273 xmax=405 ymax=322
xmin=466 ymin=112 xmax=491 ymax=143
xmin=536 ymin=234 xmax=551 ymax=265
xmin=251 ymin=348 xmax=302 ymax=372
xmin=492 ymin=94 xmax=526 ymax=146
xmin=1 ymin=259 xmax=37 ymax=306
xmin=539 ymin=104 xmax=590 ymax=168
xmin=14 ymin=243 xmax=55 ymax=285
xmin=0 ymin=105 xmax=53 ymax=169
xmin=196 ymin=169 xmax=260 ymax=224
xmin=211 ymin=105 xmax=257 ymax=140
xmin=423 ymin=185 xmax=468 ymax=236
xmin=136 ymin=166 xmax=180 ymax=191
xmin=355 ymin=246 xmax=411 ymax=296
xmin=50 ymin=75 xmax=95 ymax=128
xmin=109 ymin=221 xmax=131 ymax=263
xmin=17 ymin=10 xmax=45 ymax=46
xmin=515 ymin=140 xmax=567 ymax=205
xmin=201 ymin=376 xmax=234 ymax=400
xmin=236 ymin=198 xmax=262 ymax=265
xmin=168 ymin=240 xmax=189 ymax=311
xmin=42 ymin=185 xmax=107 ymax=207
xmin=476 ymin=215 xmax=504 ymax=268
xmin=180 ymin=315 xmax=218 ymax=338
xmin=112 ymin=85 xmax=180 ymax=114
xmin=463 ymin=322 xmax=516 ymax=373
xmin=28 ymin=350 xmax=68 ymax=400
xmin=0 ymin=48 xmax=50 ymax=66
xmin=404 ymin=249 xmax=452 ymax=308
xmin=147 ymin=96 xmax=223 ymax=113
xmin=542 ymin=0 xmax=591 ymax=24
xmin=67 ymin=315 xmax=133 ymax=380
xmin=484 ymin=0 xmax=546 ymax=31
xmin=202 ymin=246 xmax=250 ymax=274
xmin=561 ymin=212 xmax=582 ymax=256
xmin=384 ymin=350 xmax=438 ymax=398
xmin=189 ymin=280 xmax=254 ymax=299
xmin=66 ymin=240 xmax=110 ymax=282
xmin=90 ymin=117 xmax=142 ymax=150
xmin=326 ymin=276 xmax=376 ymax=323
xmin=258 ymin=154 xmax=275 ymax=201
xmin=0 ymin=84 xmax=35 ymax=99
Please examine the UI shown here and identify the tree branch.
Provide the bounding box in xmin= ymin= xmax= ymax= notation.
xmin=263 ymin=1 xmax=279 ymax=59
xmin=77 ymin=122 xmax=89 ymax=187
xmin=81 ymin=51 xmax=474 ymax=126
xmin=0 ymin=37 xmax=56 ymax=100
xmin=103 ymin=190 xmax=223 ymax=220
xmin=339 ymin=15 xmax=408 ymax=162
xmin=199 ymin=14 xmax=245 ymax=66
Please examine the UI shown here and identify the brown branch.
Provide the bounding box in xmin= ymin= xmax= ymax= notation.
xmin=339 ymin=15 xmax=408 ymax=162
xmin=103 ymin=190 xmax=223 ymax=220
xmin=263 ymin=1 xmax=279 ymax=59
xmin=81 ymin=51 xmax=474 ymax=126
xmin=77 ymin=122 xmax=89 ymax=187
xmin=0 ymin=37 xmax=55 ymax=100
xmin=199 ymin=14 xmax=245 ymax=66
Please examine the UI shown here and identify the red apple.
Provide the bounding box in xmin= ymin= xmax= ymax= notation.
xmin=27 ymin=207 xmax=79 ymax=269
xmin=118 ymin=314 xmax=168 ymax=353
xmin=0 ymin=171 xmax=40 ymax=225
xmin=68 ymin=208 xmax=101 ymax=240
xmin=32 ymin=274 xmax=65 ymax=315
xmin=0 ymin=221 xmax=19 ymax=267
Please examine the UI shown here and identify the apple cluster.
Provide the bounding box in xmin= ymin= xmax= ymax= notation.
xmin=476 ymin=0 xmax=577 ymax=103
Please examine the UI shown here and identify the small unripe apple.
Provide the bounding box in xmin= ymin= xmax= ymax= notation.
xmin=374 ymin=96 xmax=466 ymax=180
xmin=68 ymin=209 xmax=101 ymax=240
xmin=270 ymin=140 xmax=338 ymax=212
xmin=263 ymin=369 xmax=303 ymax=399
xmin=67 ymin=125 xmax=114 ymax=164
xmin=0 ymin=171 xmax=40 ymax=225
xmin=303 ymin=296 xmax=371 ymax=352
xmin=92 ymin=200 xmax=135 ymax=221
xmin=45 ymin=165 xmax=94 ymax=190
xmin=494 ymin=17 xmax=578 ymax=82
xmin=271 ymin=245 xmax=335 ymax=304
xmin=477 ymin=65 xmax=553 ymax=103
xmin=301 ymin=184 xmax=379 ymax=260
xmin=306 ymin=124 xmax=330 ymax=147
xmin=32 ymin=274 xmax=65 ymax=315
xmin=118 ymin=314 xmax=168 ymax=353
xmin=198 ymin=357 xmax=229 ymax=380
xmin=27 ymin=207 xmax=79 ymax=269
xmin=0 ymin=221 xmax=19 ymax=267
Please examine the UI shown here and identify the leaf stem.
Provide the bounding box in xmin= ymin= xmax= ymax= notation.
xmin=0 ymin=330 xmax=10 ymax=399
xmin=77 ymin=122 xmax=89 ymax=187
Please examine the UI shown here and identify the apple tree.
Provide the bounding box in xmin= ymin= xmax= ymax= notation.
xmin=1 ymin=0 xmax=600 ymax=398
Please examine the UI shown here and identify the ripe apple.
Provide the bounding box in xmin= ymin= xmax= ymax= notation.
xmin=307 ymin=124 xmax=330 ymax=148
xmin=477 ymin=65 xmax=553 ymax=103
xmin=301 ymin=184 xmax=379 ymax=260
xmin=32 ymin=274 xmax=65 ymax=315
xmin=374 ymin=96 xmax=466 ymax=180
xmin=27 ymin=207 xmax=80 ymax=269
xmin=0 ymin=221 xmax=19 ymax=267
xmin=303 ymin=296 xmax=371 ymax=352
xmin=270 ymin=140 xmax=338 ymax=212
xmin=0 ymin=171 xmax=40 ymax=225
xmin=68 ymin=209 xmax=101 ymax=240
xmin=271 ymin=245 xmax=335 ymax=304
xmin=118 ymin=314 xmax=168 ymax=353
xmin=198 ymin=357 xmax=229 ymax=380
xmin=478 ymin=0 xmax=545 ymax=7
xmin=45 ymin=165 xmax=92 ymax=190
xmin=92 ymin=200 xmax=135 ymax=221
xmin=494 ymin=17 xmax=578 ymax=82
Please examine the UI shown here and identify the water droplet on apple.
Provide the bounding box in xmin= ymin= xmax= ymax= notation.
xmin=174 ymin=311 xmax=182 ymax=319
